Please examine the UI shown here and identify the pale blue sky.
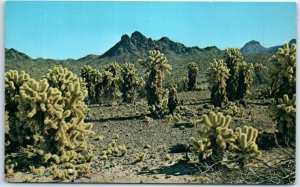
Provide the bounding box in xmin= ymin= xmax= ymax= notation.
xmin=5 ymin=1 xmax=296 ymax=59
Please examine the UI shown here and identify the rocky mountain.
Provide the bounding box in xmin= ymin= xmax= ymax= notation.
xmin=267 ymin=39 xmax=296 ymax=53
xmin=5 ymin=48 xmax=32 ymax=61
xmin=241 ymin=40 xmax=267 ymax=54
xmin=98 ymin=31 xmax=222 ymax=63
xmin=241 ymin=39 xmax=296 ymax=54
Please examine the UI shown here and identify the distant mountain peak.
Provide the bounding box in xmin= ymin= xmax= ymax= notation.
xmin=241 ymin=40 xmax=267 ymax=54
xmin=131 ymin=31 xmax=146 ymax=40
xmin=100 ymin=31 xmax=222 ymax=60
xmin=5 ymin=48 xmax=32 ymax=61
xmin=246 ymin=40 xmax=261 ymax=45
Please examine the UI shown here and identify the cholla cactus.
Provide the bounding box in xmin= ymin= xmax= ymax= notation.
xmin=229 ymin=126 xmax=261 ymax=167
xmin=187 ymin=62 xmax=199 ymax=91
xmin=269 ymin=43 xmax=296 ymax=98
xmin=189 ymin=112 xmax=236 ymax=161
xmin=80 ymin=65 xmax=102 ymax=102
xmin=167 ymin=84 xmax=179 ymax=114
xmin=272 ymin=94 xmax=296 ymax=144
xmin=120 ymin=63 xmax=144 ymax=103
xmin=190 ymin=111 xmax=261 ymax=166
xmin=5 ymin=71 xmax=31 ymax=116
xmin=236 ymin=62 xmax=254 ymax=100
xmin=140 ymin=50 xmax=172 ymax=118
xmin=223 ymin=48 xmax=244 ymax=101
xmin=254 ymin=63 xmax=268 ymax=84
xmin=5 ymin=66 xmax=94 ymax=177
xmin=206 ymin=59 xmax=230 ymax=107
xmin=189 ymin=137 xmax=212 ymax=160
xmin=101 ymin=62 xmax=123 ymax=105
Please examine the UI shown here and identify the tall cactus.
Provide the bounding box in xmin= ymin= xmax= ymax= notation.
xmin=206 ymin=59 xmax=230 ymax=107
xmin=269 ymin=43 xmax=296 ymax=98
xmin=187 ymin=62 xmax=199 ymax=91
xmin=102 ymin=62 xmax=123 ymax=105
xmin=167 ymin=84 xmax=179 ymax=114
xmin=223 ymin=48 xmax=244 ymax=101
xmin=236 ymin=62 xmax=254 ymax=100
xmin=140 ymin=50 xmax=172 ymax=118
xmin=120 ymin=63 xmax=144 ymax=103
xmin=5 ymin=66 xmax=94 ymax=176
xmin=254 ymin=63 xmax=268 ymax=84
xmin=80 ymin=65 xmax=102 ymax=103
xmin=272 ymin=94 xmax=296 ymax=144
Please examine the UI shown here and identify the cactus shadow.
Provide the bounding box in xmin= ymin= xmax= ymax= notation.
xmin=85 ymin=113 xmax=146 ymax=123
xmin=138 ymin=160 xmax=200 ymax=176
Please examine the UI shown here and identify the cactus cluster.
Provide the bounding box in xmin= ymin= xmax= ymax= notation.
xmin=120 ymin=63 xmax=144 ymax=103
xmin=224 ymin=48 xmax=244 ymax=101
xmin=140 ymin=50 xmax=172 ymax=118
xmin=206 ymin=59 xmax=230 ymax=107
xmin=101 ymin=62 xmax=123 ymax=105
xmin=206 ymin=48 xmax=254 ymax=106
xmin=187 ymin=62 xmax=199 ymax=91
xmin=5 ymin=66 xmax=94 ymax=178
xmin=254 ymin=63 xmax=268 ymax=84
xmin=272 ymin=94 xmax=296 ymax=144
xmin=189 ymin=111 xmax=261 ymax=167
xmin=229 ymin=126 xmax=261 ymax=167
xmin=80 ymin=65 xmax=102 ymax=102
xmin=269 ymin=43 xmax=296 ymax=98
xmin=236 ymin=62 xmax=254 ymax=100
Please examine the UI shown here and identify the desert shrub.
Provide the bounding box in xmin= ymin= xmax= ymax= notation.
xmin=236 ymin=62 xmax=254 ymax=100
xmin=223 ymin=48 xmax=244 ymax=101
xmin=189 ymin=111 xmax=261 ymax=168
xmin=120 ymin=63 xmax=144 ymax=103
xmin=206 ymin=59 xmax=230 ymax=107
xmin=187 ymin=62 xmax=199 ymax=91
xmin=101 ymin=62 xmax=123 ymax=105
xmin=167 ymin=84 xmax=179 ymax=114
xmin=80 ymin=65 xmax=102 ymax=103
xmin=272 ymin=94 xmax=296 ymax=145
xmin=269 ymin=43 xmax=296 ymax=98
xmin=140 ymin=50 xmax=172 ymax=118
xmin=5 ymin=66 xmax=94 ymax=179
xmin=254 ymin=63 xmax=268 ymax=84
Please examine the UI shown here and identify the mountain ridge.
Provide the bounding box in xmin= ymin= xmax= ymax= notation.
xmin=5 ymin=31 xmax=296 ymax=62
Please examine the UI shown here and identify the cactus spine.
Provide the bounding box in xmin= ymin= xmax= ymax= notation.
xmin=140 ymin=50 xmax=172 ymax=118
xmin=206 ymin=59 xmax=230 ymax=107
xmin=187 ymin=62 xmax=199 ymax=91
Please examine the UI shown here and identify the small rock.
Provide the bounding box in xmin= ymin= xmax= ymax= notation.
xmin=153 ymin=176 xmax=159 ymax=179
xmin=165 ymin=175 xmax=171 ymax=178
xmin=179 ymin=126 xmax=185 ymax=130
xmin=174 ymin=172 xmax=180 ymax=176
xmin=144 ymin=145 xmax=151 ymax=149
